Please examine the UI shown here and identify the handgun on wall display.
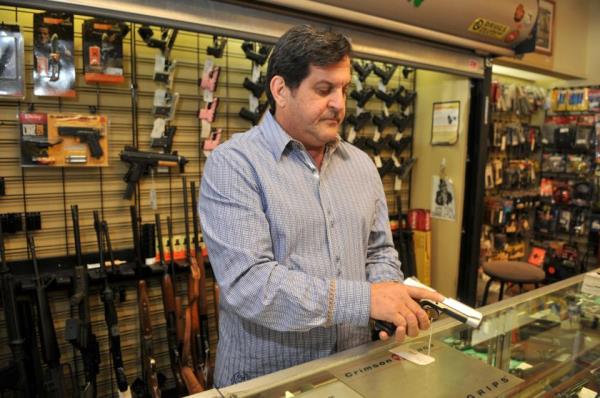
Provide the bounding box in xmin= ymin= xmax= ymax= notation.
xmin=241 ymin=41 xmax=272 ymax=66
xmin=58 ymin=126 xmax=104 ymax=159
xmin=200 ymin=65 xmax=220 ymax=92
xmin=119 ymin=146 xmax=188 ymax=200
xmin=374 ymin=277 xmax=483 ymax=336
xmin=207 ymin=36 xmax=227 ymax=58
xmin=199 ymin=98 xmax=219 ymax=123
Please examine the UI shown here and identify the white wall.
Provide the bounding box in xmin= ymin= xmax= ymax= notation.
xmin=558 ymin=0 xmax=600 ymax=86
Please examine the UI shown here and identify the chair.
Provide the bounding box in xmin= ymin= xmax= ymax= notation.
xmin=481 ymin=261 xmax=545 ymax=305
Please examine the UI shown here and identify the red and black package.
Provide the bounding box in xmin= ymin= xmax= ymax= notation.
xmin=82 ymin=19 xmax=129 ymax=84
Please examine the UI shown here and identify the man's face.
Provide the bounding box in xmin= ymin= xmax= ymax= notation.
xmin=38 ymin=27 xmax=49 ymax=44
xmin=278 ymin=56 xmax=351 ymax=150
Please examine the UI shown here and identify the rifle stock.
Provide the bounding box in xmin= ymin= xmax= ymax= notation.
xmin=175 ymin=297 xmax=184 ymax=345
xmin=156 ymin=213 xmax=186 ymax=395
xmin=137 ymin=280 xmax=161 ymax=398
xmin=191 ymin=180 xmax=214 ymax=386
xmin=129 ymin=206 xmax=143 ymax=274
xmin=181 ymin=367 xmax=204 ymax=394
xmin=181 ymin=308 xmax=204 ymax=392
xmin=28 ymin=233 xmax=69 ymax=397
xmin=65 ymin=205 xmax=100 ymax=398
xmin=93 ymin=211 xmax=130 ymax=395
xmin=183 ymin=177 xmax=207 ymax=387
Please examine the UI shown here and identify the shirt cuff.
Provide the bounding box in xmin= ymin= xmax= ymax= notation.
xmin=330 ymin=279 xmax=371 ymax=326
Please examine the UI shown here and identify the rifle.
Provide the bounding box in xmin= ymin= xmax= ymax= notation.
xmin=155 ymin=214 xmax=186 ymax=395
xmin=119 ymin=146 xmax=188 ymax=200
xmin=27 ymin=233 xmax=69 ymax=397
xmin=129 ymin=206 xmax=144 ymax=275
xmin=180 ymin=307 xmax=203 ymax=395
xmin=65 ymin=205 xmax=100 ymax=398
xmin=166 ymin=216 xmax=176 ymax=271
xmin=168 ymin=216 xmax=185 ymax=356
xmin=182 ymin=177 xmax=206 ymax=390
xmin=58 ymin=127 xmax=104 ymax=159
xmin=136 ymin=280 xmax=161 ymax=398
xmin=101 ymin=220 xmax=120 ymax=273
xmin=191 ymin=180 xmax=214 ymax=385
xmin=92 ymin=211 xmax=130 ymax=397
xmin=0 ymin=217 xmax=30 ymax=397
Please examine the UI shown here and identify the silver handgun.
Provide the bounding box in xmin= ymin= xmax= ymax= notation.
xmin=374 ymin=277 xmax=483 ymax=335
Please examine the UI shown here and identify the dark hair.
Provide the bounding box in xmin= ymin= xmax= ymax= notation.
xmin=265 ymin=25 xmax=352 ymax=113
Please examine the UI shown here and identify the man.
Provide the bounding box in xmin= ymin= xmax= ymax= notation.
xmin=199 ymin=25 xmax=443 ymax=387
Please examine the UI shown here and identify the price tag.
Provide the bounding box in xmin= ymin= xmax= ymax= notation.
xmin=249 ymin=95 xmax=259 ymax=111
xmin=352 ymin=74 xmax=362 ymax=91
xmin=578 ymin=387 xmax=597 ymax=398
xmin=149 ymin=168 xmax=158 ymax=210
xmin=251 ymin=63 xmax=261 ymax=82
xmin=347 ymin=127 xmax=357 ymax=143
xmin=151 ymin=118 xmax=166 ymax=138
xmin=374 ymin=155 xmax=383 ymax=168
xmin=373 ymin=130 xmax=381 ymax=142
xmin=394 ymin=176 xmax=403 ymax=191
xmin=203 ymin=58 xmax=214 ymax=75
xmin=389 ymin=347 xmax=435 ymax=366
xmin=201 ymin=120 xmax=212 ymax=138
xmin=203 ymin=89 xmax=214 ymax=103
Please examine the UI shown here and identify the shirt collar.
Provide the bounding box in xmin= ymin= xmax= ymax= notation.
xmin=260 ymin=110 xmax=349 ymax=161
xmin=260 ymin=111 xmax=293 ymax=161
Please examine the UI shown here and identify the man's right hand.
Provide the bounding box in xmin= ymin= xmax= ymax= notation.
xmin=370 ymin=281 xmax=445 ymax=343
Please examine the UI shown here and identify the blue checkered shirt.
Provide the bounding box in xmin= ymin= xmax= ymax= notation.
xmin=199 ymin=111 xmax=403 ymax=387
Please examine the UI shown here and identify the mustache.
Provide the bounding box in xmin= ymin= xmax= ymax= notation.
xmin=322 ymin=110 xmax=341 ymax=121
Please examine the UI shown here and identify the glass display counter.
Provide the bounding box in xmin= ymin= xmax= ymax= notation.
xmin=192 ymin=270 xmax=600 ymax=398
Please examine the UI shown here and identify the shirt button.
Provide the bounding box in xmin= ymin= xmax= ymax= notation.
xmin=335 ymin=256 xmax=341 ymax=263
xmin=337 ymin=269 xmax=342 ymax=276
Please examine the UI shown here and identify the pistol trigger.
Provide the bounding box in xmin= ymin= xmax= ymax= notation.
xmin=419 ymin=300 xmax=440 ymax=321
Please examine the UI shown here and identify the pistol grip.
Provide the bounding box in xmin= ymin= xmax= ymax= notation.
xmin=89 ymin=139 xmax=103 ymax=159
xmin=374 ymin=320 xmax=396 ymax=336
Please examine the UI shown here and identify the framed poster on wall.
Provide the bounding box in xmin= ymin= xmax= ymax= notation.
xmin=536 ymin=0 xmax=555 ymax=55
xmin=431 ymin=101 xmax=460 ymax=145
